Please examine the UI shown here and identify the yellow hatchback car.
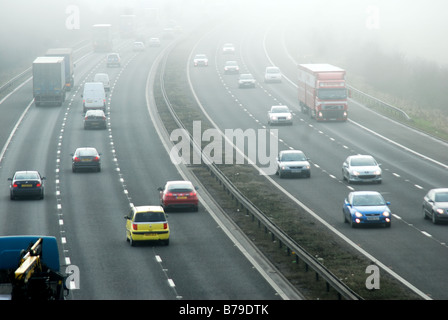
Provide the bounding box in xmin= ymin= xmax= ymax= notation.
xmin=124 ymin=205 xmax=170 ymax=246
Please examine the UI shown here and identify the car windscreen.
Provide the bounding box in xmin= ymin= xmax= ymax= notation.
xmin=14 ymin=172 xmax=40 ymax=180
xmin=352 ymin=194 xmax=385 ymax=206
xmin=350 ymin=157 xmax=376 ymax=166
xmin=435 ymin=192 xmax=448 ymax=202
xmin=167 ymin=184 xmax=193 ymax=192
xmin=77 ymin=149 xmax=97 ymax=156
xmin=135 ymin=212 xmax=165 ymax=222
xmin=280 ymin=153 xmax=306 ymax=161
xmin=271 ymin=107 xmax=289 ymax=113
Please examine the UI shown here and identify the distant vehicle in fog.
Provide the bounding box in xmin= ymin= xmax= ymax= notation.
xmin=106 ymin=53 xmax=120 ymax=67
xmin=148 ymin=37 xmax=161 ymax=47
xmin=92 ymin=24 xmax=113 ymax=52
xmin=264 ymin=66 xmax=282 ymax=83
xmin=32 ymin=56 xmax=66 ymax=106
xmin=238 ymin=73 xmax=256 ymax=88
xmin=224 ymin=61 xmax=239 ymax=74
xmin=133 ymin=41 xmax=145 ymax=51
xmin=298 ymin=64 xmax=348 ymax=121
xmin=222 ymin=43 xmax=235 ymax=54
xmin=193 ymin=54 xmax=208 ymax=67
xmin=93 ymin=73 xmax=110 ymax=91
xmin=46 ymin=48 xmax=74 ymax=91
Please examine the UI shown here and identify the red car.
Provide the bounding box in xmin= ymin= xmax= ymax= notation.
xmin=158 ymin=180 xmax=199 ymax=212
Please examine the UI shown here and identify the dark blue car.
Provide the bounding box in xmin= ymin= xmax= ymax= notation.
xmin=343 ymin=191 xmax=391 ymax=228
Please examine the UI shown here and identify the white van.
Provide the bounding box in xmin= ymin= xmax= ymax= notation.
xmin=82 ymin=82 xmax=106 ymax=113
xmin=93 ymin=73 xmax=110 ymax=91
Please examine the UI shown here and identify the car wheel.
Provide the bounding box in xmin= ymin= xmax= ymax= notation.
xmin=129 ymin=236 xmax=136 ymax=247
xmin=164 ymin=239 xmax=170 ymax=246
xmin=432 ymin=211 xmax=438 ymax=224
xmin=343 ymin=210 xmax=347 ymax=223
xmin=423 ymin=207 xmax=429 ymax=220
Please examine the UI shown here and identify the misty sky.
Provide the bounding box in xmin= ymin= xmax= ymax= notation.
xmin=0 ymin=0 xmax=447 ymax=70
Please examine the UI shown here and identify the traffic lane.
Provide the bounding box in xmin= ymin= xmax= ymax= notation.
xmin=0 ymin=101 xmax=64 ymax=237
xmin=158 ymin=209 xmax=281 ymax=300
xmin=261 ymin=15 xmax=448 ymax=169
xmin=110 ymin=49 xmax=282 ymax=299
xmin=58 ymin=107 xmax=177 ymax=298
xmin=55 ymin=46 xmax=180 ymax=299
xmin=189 ymin=47 xmax=448 ymax=298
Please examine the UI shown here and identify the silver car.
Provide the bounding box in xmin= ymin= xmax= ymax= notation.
xmin=264 ymin=66 xmax=282 ymax=83
xmin=268 ymin=105 xmax=292 ymax=125
xmin=222 ymin=43 xmax=235 ymax=54
xmin=276 ymin=150 xmax=310 ymax=178
xmin=224 ymin=61 xmax=239 ymax=74
xmin=342 ymin=155 xmax=382 ymax=184
xmin=238 ymin=73 xmax=256 ymax=88
xmin=422 ymin=188 xmax=448 ymax=224
xmin=193 ymin=54 xmax=208 ymax=67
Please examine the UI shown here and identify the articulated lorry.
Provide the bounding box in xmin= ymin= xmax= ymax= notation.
xmin=46 ymin=48 xmax=74 ymax=91
xmin=32 ymin=56 xmax=66 ymax=106
xmin=297 ymin=64 xmax=348 ymax=121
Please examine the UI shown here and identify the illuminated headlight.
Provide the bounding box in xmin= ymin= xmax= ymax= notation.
xmin=352 ymin=171 xmax=360 ymax=176
xmin=373 ymin=170 xmax=381 ymax=175
xmin=354 ymin=212 xmax=363 ymax=218
xmin=286 ymin=114 xmax=292 ymax=120
xmin=382 ymin=211 xmax=390 ymax=217
xmin=436 ymin=208 xmax=445 ymax=214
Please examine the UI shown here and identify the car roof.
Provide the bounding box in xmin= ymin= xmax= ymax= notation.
xmin=432 ymin=188 xmax=448 ymax=193
xmin=166 ymin=180 xmax=193 ymax=185
xmin=13 ymin=171 xmax=40 ymax=177
xmin=280 ymin=149 xmax=303 ymax=154
xmin=133 ymin=205 xmax=164 ymax=213
xmin=349 ymin=154 xmax=374 ymax=159
xmin=350 ymin=191 xmax=382 ymax=196
xmin=85 ymin=109 xmax=105 ymax=114
xmin=271 ymin=105 xmax=288 ymax=109
xmin=75 ymin=147 xmax=98 ymax=152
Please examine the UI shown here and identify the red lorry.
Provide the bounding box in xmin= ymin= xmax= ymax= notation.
xmin=297 ymin=64 xmax=348 ymax=121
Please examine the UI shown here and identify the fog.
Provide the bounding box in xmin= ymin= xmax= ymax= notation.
xmin=1 ymin=0 xmax=447 ymax=75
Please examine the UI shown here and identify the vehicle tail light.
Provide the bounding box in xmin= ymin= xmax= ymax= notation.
xmin=36 ymin=183 xmax=41 ymax=187
xmin=13 ymin=183 xmax=18 ymax=188
xmin=163 ymin=223 xmax=168 ymax=230
xmin=132 ymin=223 xmax=138 ymax=230
xmin=189 ymin=192 xmax=196 ymax=197
xmin=73 ymin=156 xmax=80 ymax=162
xmin=93 ymin=156 xmax=100 ymax=162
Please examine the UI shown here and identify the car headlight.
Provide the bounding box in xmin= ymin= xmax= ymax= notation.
xmin=374 ymin=170 xmax=381 ymax=175
xmin=352 ymin=171 xmax=360 ymax=176
xmin=382 ymin=211 xmax=390 ymax=217
xmin=436 ymin=208 xmax=445 ymax=214
xmin=354 ymin=212 xmax=363 ymax=218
